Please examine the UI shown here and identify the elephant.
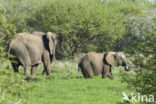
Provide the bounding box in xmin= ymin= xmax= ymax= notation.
xmin=78 ymin=52 xmax=131 ymax=79
xmin=31 ymin=31 xmax=58 ymax=74
xmin=32 ymin=31 xmax=58 ymax=61
xmin=8 ymin=32 xmax=58 ymax=75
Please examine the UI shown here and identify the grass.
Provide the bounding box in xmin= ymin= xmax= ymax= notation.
xmin=24 ymin=77 xmax=128 ymax=104
xmin=3 ymin=59 xmax=134 ymax=104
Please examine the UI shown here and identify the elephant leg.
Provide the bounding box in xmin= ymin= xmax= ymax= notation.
xmin=83 ymin=64 xmax=93 ymax=78
xmin=80 ymin=68 xmax=87 ymax=78
xmin=42 ymin=69 xmax=46 ymax=75
xmin=102 ymin=65 xmax=109 ymax=78
xmin=107 ymin=73 xmax=114 ymax=80
xmin=102 ymin=65 xmax=113 ymax=79
xmin=42 ymin=62 xmax=51 ymax=75
xmin=108 ymin=68 xmax=114 ymax=80
xmin=83 ymin=70 xmax=92 ymax=78
xmin=86 ymin=71 xmax=93 ymax=78
xmin=102 ymin=71 xmax=108 ymax=79
xmin=24 ymin=65 xmax=29 ymax=75
xmin=31 ymin=64 xmax=38 ymax=75
xmin=80 ymin=67 xmax=91 ymax=78
xmin=42 ymin=52 xmax=51 ymax=75
xmin=52 ymin=54 xmax=56 ymax=61
xmin=102 ymin=71 xmax=107 ymax=79
xmin=11 ymin=63 xmax=19 ymax=73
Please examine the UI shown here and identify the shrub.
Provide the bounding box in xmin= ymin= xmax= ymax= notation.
xmin=0 ymin=8 xmax=30 ymax=104
xmin=121 ymin=24 xmax=156 ymax=104
xmin=27 ymin=0 xmax=129 ymax=58
xmin=0 ymin=8 xmax=16 ymax=60
xmin=0 ymin=0 xmax=147 ymax=58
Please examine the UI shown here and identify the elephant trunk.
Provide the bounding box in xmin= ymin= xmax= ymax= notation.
xmin=124 ymin=64 xmax=131 ymax=71
xmin=53 ymin=48 xmax=56 ymax=60
xmin=124 ymin=59 xmax=131 ymax=71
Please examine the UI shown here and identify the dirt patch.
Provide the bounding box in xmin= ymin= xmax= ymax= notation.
xmin=24 ymin=77 xmax=40 ymax=82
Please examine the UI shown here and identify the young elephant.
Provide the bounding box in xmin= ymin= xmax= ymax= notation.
xmin=78 ymin=52 xmax=131 ymax=79
xmin=8 ymin=32 xmax=57 ymax=75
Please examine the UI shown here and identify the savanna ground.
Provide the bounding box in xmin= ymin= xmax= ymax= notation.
xmin=1 ymin=57 xmax=136 ymax=104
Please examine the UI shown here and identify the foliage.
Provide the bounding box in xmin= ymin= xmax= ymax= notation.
xmin=0 ymin=7 xmax=30 ymax=104
xmin=0 ymin=0 xmax=156 ymax=103
xmin=0 ymin=69 xmax=31 ymax=104
xmin=0 ymin=0 xmax=47 ymax=32
xmin=27 ymin=0 xmax=145 ymax=57
xmin=0 ymin=55 xmax=133 ymax=104
xmin=121 ymin=12 xmax=156 ymax=103
xmin=0 ymin=8 xmax=16 ymax=60
xmin=16 ymin=60 xmax=131 ymax=104
xmin=134 ymin=32 xmax=156 ymax=97
xmin=0 ymin=0 xmax=148 ymax=57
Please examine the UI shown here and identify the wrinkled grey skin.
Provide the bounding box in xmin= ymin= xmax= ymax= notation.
xmin=31 ymin=31 xmax=58 ymax=74
xmin=8 ymin=32 xmax=57 ymax=75
xmin=32 ymin=31 xmax=58 ymax=61
xmin=78 ymin=52 xmax=131 ymax=79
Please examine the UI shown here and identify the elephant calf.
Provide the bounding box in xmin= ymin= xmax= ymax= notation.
xmin=78 ymin=52 xmax=131 ymax=79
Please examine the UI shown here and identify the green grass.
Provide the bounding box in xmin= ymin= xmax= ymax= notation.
xmin=23 ymin=77 xmax=129 ymax=104
xmin=0 ymin=59 xmax=136 ymax=104
xmin=4 ymin=60 xmax=133 ymax=104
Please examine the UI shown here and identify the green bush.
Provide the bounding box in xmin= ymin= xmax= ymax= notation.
xmin=0 ymin=0 xmax=147 ymax=58
xmin=0 ymin=8 xmax=30 ymax=104
xmin=0 ymin=8 xmax=16 ymax=60
xmin=0 ymin=0 xmax=47 ymax=32
xmin=26 ymin=0 xmax=147 ymax=58
xmin=121 ymin=31 xmax=156 ymax=104
xmin=27 ymin=0 xmax=128 ymax=57
xmin=84 ymin=44 xmax=98 ymax=53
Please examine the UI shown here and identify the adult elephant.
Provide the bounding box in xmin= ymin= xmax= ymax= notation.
xmin=78 ymin=52 xmax=131 ymax=79
xmin=8 ymin=32 xmax=57 ymax=75
xmin=32 ymin=31 xmax=58 ymax=61
xmin=31 ymin=31 xmax=58 ymax=74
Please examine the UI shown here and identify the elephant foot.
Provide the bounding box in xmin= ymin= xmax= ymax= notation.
xmin=102 ymin=76 xmax=107 ymax=79
xmin=42 ymin=70 xmax=50 ymax=76
xmin=46 ymin=73 xmax=51 ymax=76
xmin=102 ymin=74 xmax=114 ymax=80
xmin=108 ymin=76 xmax=114 ymax=80
xmin=102 ymin=74 xmax=107 ymax=79
xmin=31 ymin=64 xmax=38 ymax=75
xmin=45 ymin=70 xmax=51 ymax=76
xmin=84 ymin=75 xmax=93 ymax=79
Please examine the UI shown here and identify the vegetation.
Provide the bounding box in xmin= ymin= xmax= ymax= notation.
xmin=121 ymin=21 xmax=156 ymax=101
xmin=0 ymin=7 xmax=27 ymax=104
xmin=0 ymin=0 xmax=156 ymax=104
xmin=0 ymin=59 xmax=134 ymax=104
xmin=27 ymin=0 xmax=146 ymax=57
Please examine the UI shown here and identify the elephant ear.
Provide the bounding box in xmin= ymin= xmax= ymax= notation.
xmin=46 ymin=32 xmax=55 ymax=55
xmin=105 ymin=52 xmax=118 ymax=66
xmin=53 ymin=32 xmax=58 ymax=46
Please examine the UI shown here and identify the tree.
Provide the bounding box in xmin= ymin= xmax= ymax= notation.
xmin=27 ymin=0 xmax=131 ymax=58
xmin=0 ymin=8 xmax=16 ymax=61
xmin=121 ymin=7 xmax=156 ymax=102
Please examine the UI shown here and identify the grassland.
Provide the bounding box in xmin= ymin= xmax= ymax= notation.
xmin=5 ymin=59 xmax=134 ymax=104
